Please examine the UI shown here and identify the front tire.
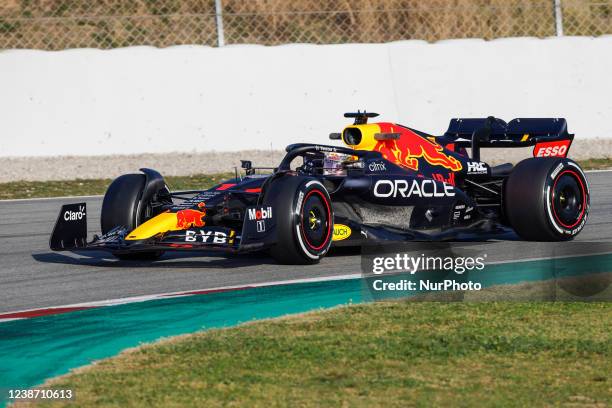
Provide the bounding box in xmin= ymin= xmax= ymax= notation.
xmin=264 ymin=176 xmax=334 ymax=264
xmin=504 ymin=157 xmax=589 ymax=241
xmin=101 ymin=174 xmax=164 ymax=260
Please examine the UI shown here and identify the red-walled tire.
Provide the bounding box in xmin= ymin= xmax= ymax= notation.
xmin=264 ymin=176 xmax=334 ymax=264
xmin=504 ymin=157 xmax=589 ymax=241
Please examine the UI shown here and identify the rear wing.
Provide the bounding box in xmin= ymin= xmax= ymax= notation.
xmin=442 ymin=117 xmax=573 ymax=159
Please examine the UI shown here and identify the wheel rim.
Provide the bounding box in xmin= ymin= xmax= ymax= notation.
xmin=551 ymin=170 xmax=586 ymax=229
xmin=300 ymin=189 xmax=332 ymax=251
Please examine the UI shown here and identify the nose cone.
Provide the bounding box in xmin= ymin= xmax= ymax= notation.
xmin=125 ymin=212 xmax=180 ymax=240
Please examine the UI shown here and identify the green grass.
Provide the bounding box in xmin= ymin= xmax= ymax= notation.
xmin=0 ymin=173 xmax=235 ymax=200
xmin=34 ymin=302 xmax=611 ymax=407
xmin=0 ymin=157 xmax=610 ymax=200
xmin=577 ymin=158 xmax=612 ymax=171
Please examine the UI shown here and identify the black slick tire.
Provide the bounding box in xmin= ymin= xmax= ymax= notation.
xmin=264 ymin=176 xmax=334 ymax=264
xmin=504 ymin=157 xmax=589 ymax=241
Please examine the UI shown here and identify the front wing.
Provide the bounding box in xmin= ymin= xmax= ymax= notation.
xmin=49 ymin=203 xmax=278 ymax=254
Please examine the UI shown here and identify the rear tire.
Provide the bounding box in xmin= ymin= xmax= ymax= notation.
xmin=264 ymin=176 xmax=334 ymax=264
xmin=101 ymin=174 xmax=164 ymax=260
xmin=504 ymin=157 xmax=589 ymax=241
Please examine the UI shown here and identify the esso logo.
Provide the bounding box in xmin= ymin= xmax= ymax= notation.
xmin=534 ymin=141 xmax=570 ymax=158
xmin=536 ymin=145 xmax=567 ymax=157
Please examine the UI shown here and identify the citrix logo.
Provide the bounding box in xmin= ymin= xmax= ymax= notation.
xmin=368 ymin=161 xmax=387 ymax=172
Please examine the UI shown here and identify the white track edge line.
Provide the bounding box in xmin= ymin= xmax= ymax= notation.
xmin=0 ymin=195 xmax=103 ymax=203
xmin=585 ymin=169 xmax=612 ymax=173
xmin=0 ymin=272 xmax=362 ymax=319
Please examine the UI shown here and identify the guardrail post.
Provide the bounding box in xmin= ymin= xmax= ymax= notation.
xmin=554 ymin=0 xmax=564 ymax=36
xmin=215 ymin=0 xmax=225 ymax=47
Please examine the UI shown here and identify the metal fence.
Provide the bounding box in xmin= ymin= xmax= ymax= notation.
xmin=0 ymin=0 xmax=610 ymax=50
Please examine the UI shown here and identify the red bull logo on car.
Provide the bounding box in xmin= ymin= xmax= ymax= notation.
xmin=176 ymin=202 xmax=207 ymax=229
xmin=374 ymin=123 xmax=462 ymax=172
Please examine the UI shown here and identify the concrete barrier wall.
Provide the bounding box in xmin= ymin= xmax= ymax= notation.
xmin=1 ymin=36 xmax=610 ymax=157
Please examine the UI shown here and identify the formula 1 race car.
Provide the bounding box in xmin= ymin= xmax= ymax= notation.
xmin=50 ymin=112 xmax=590 ymax=264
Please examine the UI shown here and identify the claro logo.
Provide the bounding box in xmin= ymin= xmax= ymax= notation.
xmin=64 ymin=205 xmax=86 ymax=221
xmin=374 ymin=179 xmax=455 ymax=198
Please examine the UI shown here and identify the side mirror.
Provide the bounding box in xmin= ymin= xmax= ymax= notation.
xmin=241 ymin=160 xmax=254 ymax=175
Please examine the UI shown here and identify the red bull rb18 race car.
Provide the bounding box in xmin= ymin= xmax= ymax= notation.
xmin=50 ymin=112 xmax=590 ymax=264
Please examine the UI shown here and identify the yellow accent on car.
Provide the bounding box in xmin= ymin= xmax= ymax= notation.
xmin=125 ymin=212 xmax=181 ymax=240
xmin=341 ymin=123 xmax=381 ymax=151
xmin=521 ymin=134 xmax=530 ymax=142
xmin=332 ymin=224 xmax=352 ymax=241
xmin=309 ymin=210 xmax=317 ymax=230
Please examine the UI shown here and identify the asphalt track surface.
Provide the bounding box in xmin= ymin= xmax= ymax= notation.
xmin=1 ymin=171 xmax=610 ymax=313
